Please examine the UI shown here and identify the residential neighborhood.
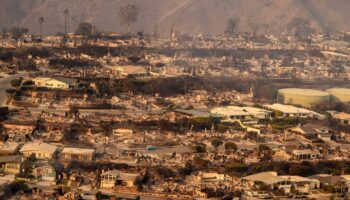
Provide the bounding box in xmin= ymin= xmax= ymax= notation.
xmin=0 ymin=1 xmax=350 ymax=199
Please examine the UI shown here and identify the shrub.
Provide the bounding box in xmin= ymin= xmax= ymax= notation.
xmin=11 ymin=78 xmax=23 ymax=87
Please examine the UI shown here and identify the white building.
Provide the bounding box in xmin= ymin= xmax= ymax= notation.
xmin=112 ymin=128 xmax=133 ymax=137
xmin=243 ymin=171 xmax=319 ymax=194
xmin=100 ymin=170 xmax=140 ymax=188
xmin=330 ymin=112 xmax=350 ymax=125
xmin=33 ymin=77 xmax=78 ymax=90
xmin=110 ymin=65 xmax=149 ymax=78
xmin=292 ymin=149 xmax=320 ymax=160
xmin=264 ymin=104 xmax=325 ymax=119
xmin=211 ymin=106 xmax=271 ymax=121
xmin=60 ymin=147 xmax=95 ymax=161
xmin=20 ymin=142 xmax=58 ymax=159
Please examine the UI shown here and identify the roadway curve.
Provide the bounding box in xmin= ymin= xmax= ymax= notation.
xmin=0 ymin=72 xmax=29 ymax=107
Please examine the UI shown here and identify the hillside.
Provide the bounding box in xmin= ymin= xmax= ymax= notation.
xmin=0 ymin=0 xmax=349 ymax=35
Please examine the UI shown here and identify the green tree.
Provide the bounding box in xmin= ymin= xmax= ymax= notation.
xmin=225 ymin=142 xmax=238 ymax=153
xmin=190 ymin=117 xmax=220 ymax=131
xmin=194 ymin=144 xmax=206 ymax=153
xmin=211 ymin=138 xmax=223 ymax=152
xmin=5 ymin=88 xmax=16 ymax=95
xmin=100 ymin=121 xmax=112 ymax=153
xmin=22 ymin=80 xmax=34 ymax=86
xmin=156 ymin=166 xmax=175 ymax=181
xmin=217 ymin=124 xmax=229 ymax=133
xmin=3 ymin=180 xmax=30 ymax=198
xmin=19 ymin=154 xmax=37 ymax=178
xmin=225 ymin=162 xmax=248 ymax=177
xmin=95 ymin=191 xmax=110 ymax=200
xmin=258 ymin=145 xmax=273 ymax=162
xmin=11 ymin=78 xmax=23 ymax=87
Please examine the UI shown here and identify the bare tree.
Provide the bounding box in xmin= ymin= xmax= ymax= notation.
xmin=288 ymin=17 xmax=315 ymax=37
xmin=8 ymin=26 xmax=29 ymax=42
xmin=76 ymin=22 xmax=93 ymax=44
xmin=76 ymin=22 xmax=100 ymax=44
xmin=119 ymin=4 xmax=139 ymax=34
xmin=38 ymin=16 xmax=45 ymax=39
xmin=226 ymin=18 xmax=239 ymax=36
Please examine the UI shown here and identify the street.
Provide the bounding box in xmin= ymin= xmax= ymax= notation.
xmin=0 ymin=72 xmax=29 ymax=107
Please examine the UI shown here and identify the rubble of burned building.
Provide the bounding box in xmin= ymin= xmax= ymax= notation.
xmin=0 ymin=25 xmax=350 ymax=199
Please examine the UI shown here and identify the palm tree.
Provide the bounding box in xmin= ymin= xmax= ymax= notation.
xmin=100 ymin=121 xmax=112 ymax=154
xmin=64 ymin=9 xmax=69 ymax=35
xmin=38 ymin=16 xmax=45 ymax=40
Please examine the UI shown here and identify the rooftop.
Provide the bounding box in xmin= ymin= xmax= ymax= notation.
xmin=279 ymin=88 xmax=330 ymax=97
xmin=211 ymin=106 xmax=270 ymax=117
xmin=0 ymin=142 xmax=20 ymax=152
xmin=243 ymin=171 xmax=285 ymax=185
xmin=20 ymin=142 xmax=58 ymax=154
xmin=33 ymin=77 xmax=77 ymax=84
xmin=111 ymin=65 xmax=147 ymax=75
xmin=327 ymin=88 xmax=350 ymax=95
xmin=175 ymin=109 xmax=212 ymax=118
xmin=293 ymin=149 xmax=320 ymax=155
xmin=101 ymin=170 xmax=139 ymax=181
xmin=264 ymin=103 xmax=316 ymax=114
xmin=332 ymin=112 xmax=350 ymax=120
xmin=0 ymin=155 xmax=24 ymax=163
xmin=61 ymin=147 xmax=95 ymax=155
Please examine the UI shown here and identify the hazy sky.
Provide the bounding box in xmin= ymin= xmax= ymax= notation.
xmin=1 ymin=0 xmax=349 ymax=35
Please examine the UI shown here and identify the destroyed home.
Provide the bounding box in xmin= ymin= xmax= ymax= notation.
xmin=0 ymin=2 xmax=350 ymax=199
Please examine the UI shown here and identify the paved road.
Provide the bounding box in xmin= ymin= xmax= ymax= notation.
xmin=27 ymin=182 xmax=174 ymax=200
xmin=26 ymin=107 xmax=123 ymax=116
xmin=0 ymin=72 xmax=29 ymax=107
xmin=132 ymin=146 xmax=192 ymax=155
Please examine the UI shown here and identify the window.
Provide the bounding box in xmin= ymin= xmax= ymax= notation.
xmin=6 ymin=163 xmax=18 ymax=169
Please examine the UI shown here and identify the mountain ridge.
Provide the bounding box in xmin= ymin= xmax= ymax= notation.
xmin=0 ymin=0 xmax=349 ymax=35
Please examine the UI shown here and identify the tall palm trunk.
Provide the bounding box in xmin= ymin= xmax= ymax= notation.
xmin=40 ymin=24 xmax=43 ymax=45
